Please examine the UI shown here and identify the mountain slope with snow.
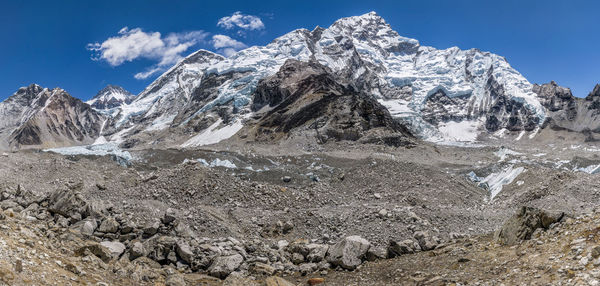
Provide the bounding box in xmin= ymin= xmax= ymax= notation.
xmin=87 ymin=85 xmax=135 ymax=110
xmin=0 ymin=84 xmax=105 ymax=149
xmin=103 ymin=12 xmax=551 ymax=147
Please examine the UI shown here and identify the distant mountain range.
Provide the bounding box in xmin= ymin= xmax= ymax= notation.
xmin=0 ymin=12 xmax=598 ymax=150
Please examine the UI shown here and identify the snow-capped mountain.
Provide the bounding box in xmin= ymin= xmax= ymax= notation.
xmin=1 ymin=12 xmax=598 ymax=150
xmin=103 ymin=12 xmax=549 ymax=147
xmin=0 ymin=84 xmax=105 ymax=149
xmin=87 ymin=85 xmax=135 ymax=110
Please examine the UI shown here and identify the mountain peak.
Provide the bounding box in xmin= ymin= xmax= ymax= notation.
xmin=88 ymin=85 xmax=135 ymax=110
xmin=588 ymin=84 xmax=600 ymax=98
xmin=181 ymin=49 xmax=224 ymax=66
xmin=328 ymin=11 xmax=419 ymax=51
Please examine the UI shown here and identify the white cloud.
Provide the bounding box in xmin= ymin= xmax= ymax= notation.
xmin=88 ymin=27 xmax=208 ymax=79
xmin=212 ymin=34 xmax=247 ymax=49
xmin=217 ymin=11 xmax=264 ymax=31
xmin=134 ymin=67 xmax=163 ymax=80
xmin=211 ymin=34 xmax=247 ymax=57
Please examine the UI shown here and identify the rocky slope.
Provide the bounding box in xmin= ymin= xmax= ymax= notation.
xmin=0 ymin=84 xmax=105 ymax=150
xmin=243 ymin=59 xmax=413 ymax=146
xmin=87 ymin=85 xmax=135 ymax=110
xmin=533 ymin=81 xmax=600 ymax=140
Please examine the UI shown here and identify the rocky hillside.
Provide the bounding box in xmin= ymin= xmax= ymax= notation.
xmin=534 ymin=81 xmax=600 ymax=140
xmin=0 ymin=84 xmax=105 ymax=150
xmin=244 ymin=59 xmax=414 ymax=146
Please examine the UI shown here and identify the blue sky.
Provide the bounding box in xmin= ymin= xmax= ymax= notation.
xmin=1 ymin=0 xmax=599 ymax=101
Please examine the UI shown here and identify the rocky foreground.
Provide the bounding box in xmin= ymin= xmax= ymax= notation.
xmin=2 ymin=180 xmax=600 ymax=285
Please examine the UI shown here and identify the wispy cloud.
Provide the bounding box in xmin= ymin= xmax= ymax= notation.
xmin=217 ymin=11 xmax=265 ymax=31
xmin=87 ymin=27 xmax=208 ymax=79
xmin=212 ymin=34 xmax=247 ymax=57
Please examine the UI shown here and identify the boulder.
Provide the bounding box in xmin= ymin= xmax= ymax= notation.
xmin=366 ymin=246 xmax=387 ymax=261
xmin=0 ymin=200 xmax=20 ymax=211
xmin=71 ymin=218 xmax=98 ymax=236
xmin=130 ymin=241 xmax=146 ymax=260
xmin=100 ymin=241 xmax=126 ymax=259
xmin=76 ymin=243 xmax=112 ymax=263
xmin=306 ymin=244 xmax=329 ymax=263
xmin=388 ymin=239 xmax=418 ymax=257
xmin=495 ymin=206 xmax=564 ymax=245
xmin=97 ymin=217 xmax=120 ymax=233
xmin=120 ymin=220 xmax=136 ymax=234
xmin=250 ymin=262 xmax=275 ymax=276
xmin=413 ymin=231 xmax=439 ymax=251
xmin=143 ymin=220 xmax=161 ymax=236
xmin=144 ymin=235 xmax=177 ymax=262
xmin=162 ymin=208 xmax=177 ymax=224
xmin=326 ymin=235 xmax=370 ymax=270
xmin=208 ymin=254 xmax=244 ymax=279
xmin=47 ymin=189 xmax=89 ymax=219
xmin=176 ymin=241 xmax=194 ymax=264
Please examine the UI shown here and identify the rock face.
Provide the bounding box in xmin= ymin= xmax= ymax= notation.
xmin=0 ymin=84 xmax=105 ymax=149
xmin=248 ymin=59 xmax=413 ymax=146
xmin=495 ymin=206 xmax=564 ymax=245
xmin=87 ymin=85 xmax=135 ymax=110
xmin=532 ymin=82 xmax=600 ymax=138
xmin=326 ymin=236 xmax=371 ymax=270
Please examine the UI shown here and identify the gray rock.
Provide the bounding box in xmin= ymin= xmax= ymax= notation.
xmin=388 ymin=239 xmax=418 ymax=257
xmin=208 ymin=254 xmax=244 ymax=279
xmin=306 ymin=244 xmax=329 ymax=263
xmin=176 ymin=241 xmax=194 ymax=264
xmin=120 ymin=221 xmax=135 ymax=234
xmin=326 ymin=235 xmax=371 ymax=270
xmin=299 ymin=263 xmax=317 ymax=274
xmin=76 ymin=243 xmax=112 ymax=263
xmin=0 ymin=200 xmax=20 ymax=211
xmin=72 ymin=218 xmax=98 ymax=236
xmin=162 ymin=208 xmax=177 ymax=224
xmin=592 ymin=246 xmax=600 ymax=259
xmin=495 ymin=206 xmax=564 ymax=245
xmin=47 ymin=189 xmax=89 ymax=219
xmin=413 ymin=231 xmax=439 ymax=251
xmin=366 ymin=246 xmax=387 ymax=261
xmin=130 ymin=241 xmax=146 ymax=260
xmin=100 ymin=241 xmax=126 ymax=259
xmin=143 ymin=220 xmax=161 ymax=236
xmin=98 ymin=217 xmax=120 ymax=233
xmin=250 ymin=262 xmax=275 ymax=276
xmin=291 ymin=253 xmax=305 ymax=264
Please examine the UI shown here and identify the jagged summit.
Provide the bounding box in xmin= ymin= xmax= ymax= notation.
xmin=0 ymin=85 xmax=105 ymax=149
xmin=87 ymin=85 xmax=135 ymax=110
xmin=587 ymin=84 xmax=600 ymax=99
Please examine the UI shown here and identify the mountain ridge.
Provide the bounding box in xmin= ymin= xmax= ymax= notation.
xmin=0 ymin=12 xmax=599 ymax=150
